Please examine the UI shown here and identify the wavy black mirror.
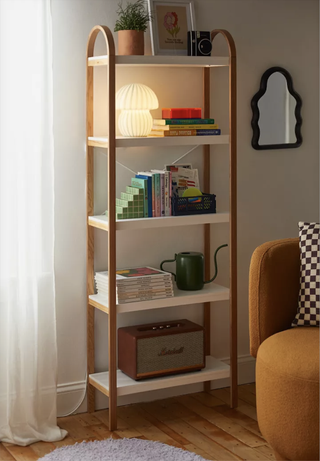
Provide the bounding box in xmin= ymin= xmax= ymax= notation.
xmin=251 ymin=67 xmax=302 ymax=150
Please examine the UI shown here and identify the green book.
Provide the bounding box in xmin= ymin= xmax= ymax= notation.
xmin=131 ymin=177 xmax=148 ymax=217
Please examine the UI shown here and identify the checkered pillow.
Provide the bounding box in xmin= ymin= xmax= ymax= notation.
xmin=292 ymin=222 xmax=320 ymax=327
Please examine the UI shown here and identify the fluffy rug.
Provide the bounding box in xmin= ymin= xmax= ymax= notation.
xmin=39 ymin=438 xmax=207 ymax=460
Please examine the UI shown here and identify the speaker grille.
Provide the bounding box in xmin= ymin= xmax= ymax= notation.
xmin=137 ymin=331 xmax=204 ymax=374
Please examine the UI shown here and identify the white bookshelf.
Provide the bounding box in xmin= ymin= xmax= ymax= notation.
xmin=88 ymin=213 xmax=230 ymax=232
xmin=86 ymin=25 xmax=238 ymax=430
xmin=88 ymin=55 xmax=229 ymax=68
xmin=89 ymin=356 xmax=230 ymax=397
xmin=89 ymin=282 xmax=230 ymax=315
xmin=88 ymin=135 xmax=229 ymax=149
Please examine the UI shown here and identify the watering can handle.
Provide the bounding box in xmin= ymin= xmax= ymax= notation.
xmin=204 ymin=244 xmax=228 ymax=284
xmin=160 ymin=257 xmax=176 ymax=281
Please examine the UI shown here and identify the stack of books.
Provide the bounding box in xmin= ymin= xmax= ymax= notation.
xmin=95 ymin=266 xmax=174 ymax=304
xmin=149 ymin=108 xmax=221 ymax=137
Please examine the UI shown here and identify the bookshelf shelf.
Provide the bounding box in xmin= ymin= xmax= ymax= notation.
xmin=89 ymin=356 xmax=230 ymax=397
xmin=86 ymin=25 xmax=237 ymax=431
xmin=88 ymin=135 xmax=229 ymax=149
xmin=88 ymin=213 xmax=230 ymax=232
xmin=88 ymin=55 xmax=229 ymax=68
xmin=89 ymin=282 xmax=230 ymax=315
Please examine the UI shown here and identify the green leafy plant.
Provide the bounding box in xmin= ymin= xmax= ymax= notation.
xmin=114 ymin=0 xmax=152 ymax=32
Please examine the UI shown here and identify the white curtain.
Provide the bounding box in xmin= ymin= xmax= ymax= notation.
xmin=0 ymin=0 xmax=67 ymax=446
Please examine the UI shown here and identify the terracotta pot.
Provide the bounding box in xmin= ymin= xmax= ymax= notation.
xmin=118 ymin=30 xmax=144 ymax=55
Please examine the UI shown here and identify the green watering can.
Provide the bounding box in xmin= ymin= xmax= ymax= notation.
xmin=160 ymin=244 xmax=228 ymax=291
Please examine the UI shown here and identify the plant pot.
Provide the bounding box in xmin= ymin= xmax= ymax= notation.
xmin=118 ymin=30 xmax=144 ymax=56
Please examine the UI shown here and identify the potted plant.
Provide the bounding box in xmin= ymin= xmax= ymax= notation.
xmin=114 ymin=0 xmax=152 ymax=55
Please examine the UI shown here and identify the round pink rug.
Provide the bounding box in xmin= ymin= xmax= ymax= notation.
xmin=40 ymin=438 xmax=208 ymax=460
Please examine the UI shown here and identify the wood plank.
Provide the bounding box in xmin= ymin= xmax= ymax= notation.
xmin=117 ymin=405 xmax=153 ymax=428
xmin=191 ymin=392 xmax=226 ymax=407
xmin=0 ymin=444 xmax=16 ymax=461
xmin=184 ymin=443 xmax=216 ymax=460
xmin=57 ymin=416 xmax=98 ymax=440
xmin=165 ymin=419 xmax=242 ymax=460
xmin=52 ymin=435 xmax=75 ymax=448
xmin=213 ymin=405 xmax=262 ymax=437
xmin=236 ymin=403 xmax=258 ymax=422
xmin=185 ymin=415 xmax=270 ymax=461
xmin=255 ymin=445 xmax=276 ymax=460
xmin=75 ymin=413 xmax=102 ymax=426
xmin=140 ymin=399 xmax=195 ymax=422
xmin=241 ymin=383 xmax=256 ymax=395
xmin=89 ymin=424 xmax=121 ymax=440
xmin=210 ymin=387 xmax=231 ymax=404
xmin=4 ymin=446 xmax=39 ymax=461
xmin=238 ymin=386 xmax=257 ymax=406
xmin=30 ymin=442 xmax=55 ymax=459
xmin=94 ymin=409 xmax=128 ymax=430
xmin=177 ymin=395 xmax=265 ymax=447
xmin=136 ymin=405 xmax=191 ymax=446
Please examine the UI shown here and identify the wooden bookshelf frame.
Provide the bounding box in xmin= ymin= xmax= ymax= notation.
xmin=86 ymin=25 xmax=237 ymax=431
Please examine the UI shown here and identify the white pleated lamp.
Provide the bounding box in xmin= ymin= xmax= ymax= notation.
xmin=116 ymin=83 xmax=159 ymax=137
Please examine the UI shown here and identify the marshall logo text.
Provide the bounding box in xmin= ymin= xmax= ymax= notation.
xmin=158 ymin=346 xmax=184 ymax=357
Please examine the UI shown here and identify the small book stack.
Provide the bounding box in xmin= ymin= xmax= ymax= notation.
xmin=95 ymin=266 xmax=174 ymax=304
xmin=149 ymin=108 xmax=221 ymax=137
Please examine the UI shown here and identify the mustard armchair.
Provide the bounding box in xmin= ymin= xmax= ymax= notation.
xmin=249 ymin=238 xmax=319 ymax=461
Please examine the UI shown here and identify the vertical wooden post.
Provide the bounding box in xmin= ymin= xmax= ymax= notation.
xmin=229 ymin=49 xmax=238 ymax=408
xmin=86 ymin=26 xmax=117 ymax=424
xmin=86 ymin=35 xmax=95 ymax=414
xmin=211 ymin=30 xmax=238 ymax=408
xmin=203 ymin=67 xmax=211 ymax=393
xmin=107 ymin=49 xmax=117 ymax=431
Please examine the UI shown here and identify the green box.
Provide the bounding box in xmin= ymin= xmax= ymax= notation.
xmin=121 ymin=192 xmax=141 ymax=203
xmin=126 ymin=186 xmax=144 ymax=196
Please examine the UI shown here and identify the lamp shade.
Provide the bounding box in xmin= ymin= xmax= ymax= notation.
xmin=116 ymin=83 xmax=159 ymax=110
xmin=116 ymin=83 xmax=159 ymax=137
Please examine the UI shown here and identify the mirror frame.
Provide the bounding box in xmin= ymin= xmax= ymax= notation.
xmin=251 ymin=66 xmax=302 ymax=150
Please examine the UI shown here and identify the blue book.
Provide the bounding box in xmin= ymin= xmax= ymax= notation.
xmin=196 ymin=129 xmax=221 ymax=136
xmin=135 ymin=174 xmax=152 ymax=217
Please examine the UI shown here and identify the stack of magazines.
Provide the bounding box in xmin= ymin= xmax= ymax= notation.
xmin=95 ymin=266 xmax=174 ymax=304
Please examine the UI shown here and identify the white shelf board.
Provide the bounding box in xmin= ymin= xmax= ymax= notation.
xmin=89 ymin=356 xmax=230 ymax=397
xmin=88 ymin=55 xmax=229 ymax=68
xmin=89 ymin=213 xmax=229 ymax=232
xmin=88 ymin=135 xmax=229 ymax=149
xmin=89 ymin=282 xmax=229 ymax=314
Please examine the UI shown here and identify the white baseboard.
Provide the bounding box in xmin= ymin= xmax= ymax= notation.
xmin=57 ymin=355 xmax=256 ymax=416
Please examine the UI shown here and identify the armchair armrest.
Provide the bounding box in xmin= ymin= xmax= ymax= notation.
xmin=249 ymin=238 xmax=300 ymax=358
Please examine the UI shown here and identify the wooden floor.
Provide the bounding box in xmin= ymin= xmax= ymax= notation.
xmin=0 ymin=384 xmax=275 ymax=461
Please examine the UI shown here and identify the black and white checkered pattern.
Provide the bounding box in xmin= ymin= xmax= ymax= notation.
xmin=292 ymin=222 xmax=320 ymax=327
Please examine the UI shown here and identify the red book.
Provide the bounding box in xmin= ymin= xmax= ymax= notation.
xmin=162 ymin=108 xmax=202 ymax=119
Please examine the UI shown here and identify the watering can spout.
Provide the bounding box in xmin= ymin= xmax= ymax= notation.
xmin=203 ymin=244 xmax=228 ymax=284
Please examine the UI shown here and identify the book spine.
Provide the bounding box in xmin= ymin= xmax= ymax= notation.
xmin=154 ymin=124 xmax=219 ymax=130
xmin=141 ymin=176 xmax=152 ymax=217
xmin=164 ymin=171 xmax=170 ymax=216
xmin=196 ymin=129 xmax=221 ymax=135
xmin=169 ymin=171 xmax=172 ymax=215
xmin=164 ymin=118 xmax=215 ymax=125
xmin=164 ymin=130 xmax=197 ymax=136
xmin=151 ymin=175 xmax=156 ymax=217
xmin=160 ymin=173 xmax=165 ymax=216
xmin=154 ymin=174 xmax=161 ymax=217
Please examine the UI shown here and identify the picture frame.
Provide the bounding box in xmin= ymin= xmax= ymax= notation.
xmin=148 ymin=0 xmax=196 ymax=56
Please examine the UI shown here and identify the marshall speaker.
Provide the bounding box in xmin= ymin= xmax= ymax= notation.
xmin=118 ymin=319 xmax=205 ymax=380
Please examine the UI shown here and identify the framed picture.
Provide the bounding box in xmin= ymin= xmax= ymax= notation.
xmin=148 ymin=0 xmax=196 ymax=56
